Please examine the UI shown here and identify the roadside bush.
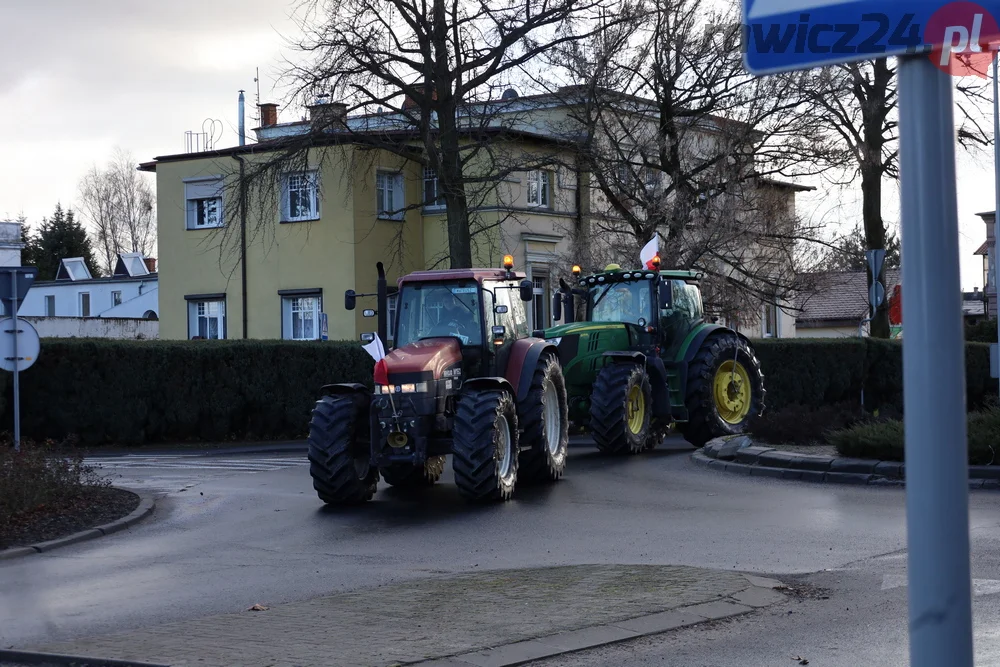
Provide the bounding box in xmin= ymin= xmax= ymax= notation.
xmin=966 ymin=318 xmax=997 ymax=343
xmin=828 ymin=408 xmax=1000 ymax=464
xmin=752 ymin=339 xmax=995 ymax=412
xmin=6 ymin=339 xmax=374 ymax=446
xmin=0 ymin=439 xmax=110 ymax=542
xmin=748 ymin=401 xmax=868 ymax=445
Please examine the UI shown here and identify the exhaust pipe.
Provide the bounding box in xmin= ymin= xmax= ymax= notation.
xmin=376 ymin=262 xmax=387 ymax=345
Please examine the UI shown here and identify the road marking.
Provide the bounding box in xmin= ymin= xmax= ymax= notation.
xmin=882 ymin=574 xmax=1000 ymax=596
xmin=82 ymin=455 xmax=307 ymax=474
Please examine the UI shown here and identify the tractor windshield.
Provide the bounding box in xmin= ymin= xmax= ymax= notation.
xmin=394 ymin=281 xmax=483 ymax=347
xmin=589 ymin=280 xmax=652 ymax=325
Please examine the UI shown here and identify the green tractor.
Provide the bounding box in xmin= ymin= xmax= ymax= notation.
xmin=541 ymin=263 xmax=765 ymax=451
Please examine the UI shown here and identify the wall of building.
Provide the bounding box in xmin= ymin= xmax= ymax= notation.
xmin=795 ymin=325 xmax=862 ymax=338
xmin=22 ymin=316 xmax=159 ymax=339
xmin=20 ymin=279 xmax=158 ymax=318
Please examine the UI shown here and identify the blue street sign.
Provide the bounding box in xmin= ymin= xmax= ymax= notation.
xmin=743 ymin=0 xmax=1000 ymax=74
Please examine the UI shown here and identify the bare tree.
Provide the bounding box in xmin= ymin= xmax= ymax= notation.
xmin=543 ymin=0 xmax=845 ymax=322
xmin=78 ymin=148 xmax=156 ymax=273
xmin=221 ymin=0 xmax=628 ymax=270
xmin=804 ymin=59 xmax=990 ymax=337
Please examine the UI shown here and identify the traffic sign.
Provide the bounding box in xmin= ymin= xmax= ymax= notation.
xmin=0 ymin=317 xmax=40 ymax=372
xmin=866 ymin=249 xmax=887 ymax=316
xmin=743 ymin=0 xmax=1000 ymax=74
xmin=0 ymin=266 xmax=37 ymax=315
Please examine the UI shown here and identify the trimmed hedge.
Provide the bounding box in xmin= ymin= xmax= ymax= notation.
xmin=0 ymin=337 xmax=993 ymax=447
xmin=7 ymin=340 xmax=373 ymax=446
xmin=752 ymin=339 xmax=996 ymax=413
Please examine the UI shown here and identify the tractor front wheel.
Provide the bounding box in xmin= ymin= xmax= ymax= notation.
xmin=307 ymin=395 xmax=379 ymax=505
xmin=589 ymin=363 xmax=651 ymax=455
xmin=680 ymin=334 xmax=765 ymax=448
xmin=518 ymin=355 xmax=570 ymax=483
xmin=452 ymin=389 xmax=519 ymax=502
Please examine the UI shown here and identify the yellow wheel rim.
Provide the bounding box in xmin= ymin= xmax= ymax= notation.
xmin=714 ymin=360 xmax=751 ymax=424
xmin=626 ymin=384 xmax=646 ymax=434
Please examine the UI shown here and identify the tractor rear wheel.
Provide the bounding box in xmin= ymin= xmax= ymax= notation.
xmin=589 ymin=363 xmax=651 ymax=455
xmin=680 ymin=334 xmax=765 ymax=448
xmin=380 ymin=456 xmax=446 ymax=488
xmin=307 ymin=395 xmax=379 ymax=505
xmin=452 ymin=388 xmax=519 ymax=502
xmin=518 ymin=355 xmax=569 ymax=483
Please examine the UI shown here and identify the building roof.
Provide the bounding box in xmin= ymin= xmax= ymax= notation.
xmin=55 ymin=257 xmax=93 ymax=281
xmin=975 ymin=240 xmax=990 ymax=255
xmin=964 ymin=299 xmax=986 ymax=316
xmin=757 ymin=177 xmax=816 ymax=192
xmin=32 ymin=273 xmax=158 ymax=288
xmin=796 ymin=269 xmax=901 ymax=324
xmin=114 ymin=252 xmax=151 ymax=277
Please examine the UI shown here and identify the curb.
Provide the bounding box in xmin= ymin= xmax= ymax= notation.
xmin=413 ymin=574 xmax=786 ymax=667
xmin=83 ymin=441 xmax=307 ymax=458
xmin=0 ymin=648 xmax=168 ymax=667
xmin=693 ymin=437 xmax=1000 ymax=489
xmin=0 ymin=491 xmax=155 ymax=561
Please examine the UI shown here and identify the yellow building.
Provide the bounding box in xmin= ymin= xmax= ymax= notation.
xmin=141 ymin=106 xmax=581 ymax=341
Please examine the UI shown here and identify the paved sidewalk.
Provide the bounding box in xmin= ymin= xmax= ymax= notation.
xmin=27 ymin=565 xmax=782 ymax=667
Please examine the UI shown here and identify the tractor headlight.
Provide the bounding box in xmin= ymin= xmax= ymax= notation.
xmin=548 ymin=337 xmax=562 ymax=346
xmin=396 ymin=382 xmax=428 ymax=393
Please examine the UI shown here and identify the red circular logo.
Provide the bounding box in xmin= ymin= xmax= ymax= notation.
xmin=926 ymin=2 xmax=998 ymax=77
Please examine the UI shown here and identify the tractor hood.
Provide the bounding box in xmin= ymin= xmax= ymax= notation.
xmin=384 ymin=338 xmax=462 ymax=380
xmin=542 ymin=321 xmax=638 ymax=387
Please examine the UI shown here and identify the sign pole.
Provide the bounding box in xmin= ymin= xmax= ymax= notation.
xmin=993 ymin=52 xmax=1000 ymax=391
xmin=898 ymin=55 xmax=974 ymax=666
xmin=10 ymin=271 xmax=19 ymax=453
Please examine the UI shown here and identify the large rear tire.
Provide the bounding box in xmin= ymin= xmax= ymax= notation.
xmin=307 ymin=394 xmax=379 ymax=505
xmin=589 ymin=363 xmax=651 ymax=455
xmin=680 ymin=334 xmax=765 ymax=448
xmin=380 ymin=456 xmax=446 ymax=488
xmin=518 ymin=355 xmax=569 ymax=483
xmin=452 ymin=389 xmax=518 ymax=502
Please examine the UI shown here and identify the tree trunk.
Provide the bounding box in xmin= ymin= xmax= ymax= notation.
xmin=861 ymin=166 xmax=890 ymax=338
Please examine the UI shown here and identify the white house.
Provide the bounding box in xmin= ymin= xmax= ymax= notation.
xmin=20 ymin=253 xmax=159 ymax=320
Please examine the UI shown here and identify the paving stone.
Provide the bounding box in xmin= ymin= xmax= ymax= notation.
xmin=702 ymin=440 xmax=725 ymax=458
xmin=724 ymin=462 xmax=752 ymax=476
xmin=734 ymin=446 xmax=773 ymax=465
xmin=682 ymin=600 xmax=753 ymax=620
xmin=456 ymin=640 xmax=560 ymax=666
xmin=787 ymin=455 xmax=835 ymax=471
xmin=969 ymin=479 xmax=986 ymax=489
xmin=799 ymin=469 xmax=827 ymax=483
xmin=829 ymin=458 xmax=878 ymax=474
xmin=742 ymin=575 xmax=785 ymax=589
xmin=729 ymin=587 xmax=787 ymax=608
xmin=32 ymin=529 xmax=103 ymax=552
xmin=873 ymin=461 xmax=904 ymax=479
xmin=749 ymin=466 xmax=786 ymax=479
xmin=611 ymin=610 xmax=706 ymax=635
xmin=537 ymin=625 xmax=638 ymax=652
xmin=780 ymin=469 xmax=803 ymax=481
xmin=0 ymin=546 xmax=39 ymax=560
xmin=756 ymin=450 xmax=797 ymax=468
xmin=982 ymin=479 xmax=1000 ymax=490
xmin=715 ymin=435 xmax=753 ymax=460
xmin=824 ymin=472 xmax=872 ymax=485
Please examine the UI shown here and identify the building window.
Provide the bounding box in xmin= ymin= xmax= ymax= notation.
xmin=377 ymin=171 xmax=405 ymax=220
xmin=644 ymin=167 xmax=660 ymax=189
xmin=189 ymin=300 xmax=226 ymax=339
xmin=282 ymin=171 xmax=319 ymax=222
xmin=423 ymin=168 xmax=445 ymax=209
xmin=283 ymin=295 xmax=321 ymax=340
xmin=44 ymin=295 xmax=55 ymax=317
xmin=112 ymin=290 xmax=122 ymax=307
xmin=526 ymin=170 xmax=551 ymax=207
xmin=79 ymin=292 xmax=91 ymax=317
xmin=185 ymin=177 xmax=224 ymax=229
xmin=763 ymin=303 xmax=778 ymax=338
xmin=616 ymin=162 xmax=630 ymax=185
xmin=532 ymin=275 xmax=549 ymax=329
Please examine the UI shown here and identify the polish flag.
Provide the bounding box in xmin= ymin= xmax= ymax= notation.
xmin=640 ymin=236 xmax=659 ymax=269
xmin=363 ymin=334 xmax=386 ymax=363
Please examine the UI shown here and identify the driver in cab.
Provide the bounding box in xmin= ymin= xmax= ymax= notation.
xmin=428 ymin=291 xmax=473 ymax=345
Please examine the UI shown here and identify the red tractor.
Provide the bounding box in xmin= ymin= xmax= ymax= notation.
xmin=308 ymin=259 xmax=570 ymax=504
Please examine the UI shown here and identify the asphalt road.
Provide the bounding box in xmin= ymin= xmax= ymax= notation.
xmin=3 ymin=438 xmax=1000 ymax=665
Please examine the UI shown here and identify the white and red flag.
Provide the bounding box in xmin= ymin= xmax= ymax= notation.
xmin=640 ymin=236 xmax=659 ymax=269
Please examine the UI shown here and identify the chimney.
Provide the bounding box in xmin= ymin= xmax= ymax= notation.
xmin=307 ymin=100 xmax=348 ymax=129
xmin=259 ymin=103 xmax=279 ymax=127
xmin=403 ymin=84 xmax=436 ymax=110
xmin=238 ymin=90 xmax=246 ymax=146
xmin=144 ymin=257 xmax=157 ymax=273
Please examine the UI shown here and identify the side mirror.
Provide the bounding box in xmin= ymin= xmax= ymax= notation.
xmin=519 ymin=279 xmax=534 ymax=302
xmin=494 ymin=305 xmax=509 ymax=314
xmin=363 ymin=309 xmax=376 ymax=318
xmin=552 ymin=292 xmax=562 ymax=322
xmin=345 ymin=290 xmax=357 ymax=311
xmin=360 ymin=332 xmax=375 ymax=342
xmin=658 ymin=285 xmax=672 ymax=310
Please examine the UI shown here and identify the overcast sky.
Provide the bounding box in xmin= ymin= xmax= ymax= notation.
xmin=0 ymin=0 xmax=995 ymax=289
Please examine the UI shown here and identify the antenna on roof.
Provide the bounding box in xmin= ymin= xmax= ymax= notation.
xmin=254 ymin=67 xmax=261 ymax=126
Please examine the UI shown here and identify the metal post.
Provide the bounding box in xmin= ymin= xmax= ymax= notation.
xmin=11 ymin=271 xmax=19 ymax=453
xmin=898 ymin=56 xmax=973 ymax=665
xmin=993 ymin=53 xmax=1000 ymax=391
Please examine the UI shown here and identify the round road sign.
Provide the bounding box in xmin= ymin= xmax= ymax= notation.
xmin=0 ymin=317 xmax=41 ymax=372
